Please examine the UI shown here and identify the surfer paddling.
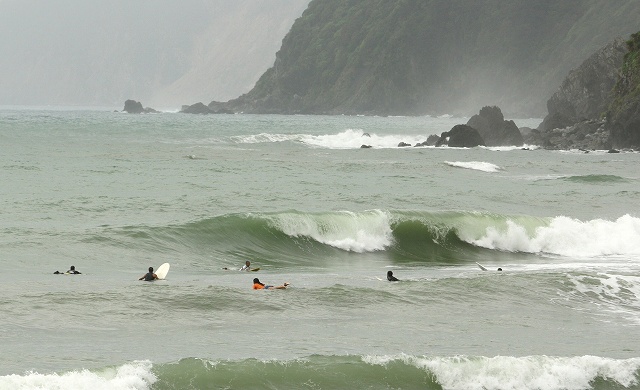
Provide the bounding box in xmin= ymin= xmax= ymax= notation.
xmin=223 ymin=260 xmax=260 ymax=272
xmin=252 ymin=278 xmax=289 ymax=290
xmin=387 ymin=270 xmax=399 ymax=281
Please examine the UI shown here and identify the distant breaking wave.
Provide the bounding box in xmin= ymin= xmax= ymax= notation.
xmin=445 ymin=161 xmax=501 ymax=172
xmin=234 ymin=129 xmax=430 ymax=149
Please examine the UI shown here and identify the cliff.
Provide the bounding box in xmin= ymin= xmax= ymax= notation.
xmin=531 ymin=32 xmax=640 ymax=150
xmin=530 ymin=39 xmax=627 ymax=149
xmin=202 ymin=0 xmax=640 ymax=117
xmin=606 ymin=32 xmax=640 ymax=149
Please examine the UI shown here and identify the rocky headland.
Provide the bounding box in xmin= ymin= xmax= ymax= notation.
xmin=529 ymin=35 xmax=640 ymax=151
xmin=179 ymin=26 xmax=640 ymax=151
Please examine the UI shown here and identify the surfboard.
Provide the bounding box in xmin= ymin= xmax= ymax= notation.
xmin=155 ymin=263 xmax=170 ymax=280
xmin=250 ymin=267 xmax=260 ymax=272
xmin=476 ymin=262 xmax=488 ymax=271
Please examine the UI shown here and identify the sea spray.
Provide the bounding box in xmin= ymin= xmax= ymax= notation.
xmin=469 ymin=214 xmax=640 ymax=257
xmin=0 ymin=361 xmax=155 ymax=390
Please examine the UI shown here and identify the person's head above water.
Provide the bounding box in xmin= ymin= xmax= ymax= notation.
xmin=70 ymin=266 xmax=75 ymax=271
xmin=253 ymin=278 xmax=260 ymax=284
xmin=149 ymin=267 xmax=153 ymax=272
xmin=246 ymin=261 xmax=251 ymax=266
xmin=387 ymin=271 xmax=393 ymax=277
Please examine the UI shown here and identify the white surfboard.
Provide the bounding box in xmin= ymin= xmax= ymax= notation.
xmin=155 ymin=263 xmax=170 ymax=280
xmin=476 ymin=262 xmax=488 ymax=271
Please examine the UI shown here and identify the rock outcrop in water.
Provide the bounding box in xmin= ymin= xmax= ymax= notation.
xmin=466 ymin=106 xmax=523 ymax=147
xmin=435 ymin=125 xmax=485 ymax=148
xmin=122 ymin=99 xmax=159 ymax=114
xmin=180 ymin=102 xmax=234 ymax=114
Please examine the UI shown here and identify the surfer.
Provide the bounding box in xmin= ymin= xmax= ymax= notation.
xmin=252 ymin=278 xmax=289 ymax=290
xmin=54 ymin=265 xmax=81 ymax=274
xmin=139 ymin=267 xmax=158 ymax=281
xmin=223 ymin=260 xmax=257 ymax=271
xmin=387 ymin=271 xmax=399 ymax=281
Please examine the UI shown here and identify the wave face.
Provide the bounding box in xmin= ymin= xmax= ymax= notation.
xmin=4 ymin=355 xmax=639 ymax=390
xmin=94 ymin=211 xmax=640 ymax=268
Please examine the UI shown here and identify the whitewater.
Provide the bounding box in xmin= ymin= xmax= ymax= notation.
xmin=1 ymin=109 xmax=639 ymax=390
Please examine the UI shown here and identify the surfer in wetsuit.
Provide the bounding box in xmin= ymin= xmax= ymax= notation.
xmin=139 ymin=267 xmax=158 ymax=281
xmin=252 ymin=278 xmax=288 ymax=290
xmin=54 ymin=265 xmax=81 ymax=274
xmin=387 ymin=270 xmax=399 ymax=281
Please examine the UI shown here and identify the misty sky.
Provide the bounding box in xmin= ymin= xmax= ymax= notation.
xmin=0 ymin=0 xmax=310 ymax=108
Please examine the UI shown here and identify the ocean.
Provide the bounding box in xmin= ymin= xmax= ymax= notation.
xmin=0 ymin=108 xmax=639 ymax=390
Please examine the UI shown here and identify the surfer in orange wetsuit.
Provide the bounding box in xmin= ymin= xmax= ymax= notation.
xmin=252 ymin=278 xmax=288 ymax=289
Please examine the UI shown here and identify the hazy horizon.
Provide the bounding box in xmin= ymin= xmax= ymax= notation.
xmin=0 ymin=0 xmax=310 ymax=109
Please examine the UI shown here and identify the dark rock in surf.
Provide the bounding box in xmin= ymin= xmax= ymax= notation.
xmin=435 ymin=125 xmax=485 ymax=147
xmin=181 ymin=102 xmax=213 ymax=114
xmin=466 ymin=106 xmax=523 ymax=146
xmin=123 ymin=99 xmax=159 ymax=114
xmin=181 ymin=101 xmax=235 ymax=114
xmin=398 ymin=142 xmax=411 ymax=147
xmin=415 ymin=134 xmax=440 ymax=147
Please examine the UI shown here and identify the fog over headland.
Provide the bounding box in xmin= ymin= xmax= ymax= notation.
xmin=0 ymin=0 xmax=310 ymax=108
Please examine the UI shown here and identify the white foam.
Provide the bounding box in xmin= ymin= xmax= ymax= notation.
xmin=364 ymin=354 xmax=640 ymax=390
xmin=445 ymin=161 xmax=501 ymax=173
xmin=267 ymin=210 xmax=393 ymax=252
xmin=566 ymin=273 xmax=640 ymax=324
xmin=233 ymin=129 xmax=430 ymax=149
xmin=467 ymin=215 xmax=640 ymax=258
xmin=0 ymin=361 xmax=155 ymax=390
xmin=302 ymin=129 xmax=429 ymax=149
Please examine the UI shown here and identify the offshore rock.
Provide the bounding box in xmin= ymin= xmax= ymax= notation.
xmin=435 ymin=125 xmax=485 ymax=148
xmin=181 ymin=101 xmax=235 ymax=114
xmin=181 ymin=102 xmax=213 ymax=114
xmin=123 ymin=99 xmax=158 ymax=114
xmin=466 ymin=106 xmax=523 ymax=146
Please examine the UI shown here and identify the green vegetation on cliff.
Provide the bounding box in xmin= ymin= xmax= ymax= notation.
xmin=607 ymin=31 xmax=640 ymax=148
xmin=225 ymin=0 xmax=640 ymax=116
xmin=611 ymin=32 xmax=640 ymax=113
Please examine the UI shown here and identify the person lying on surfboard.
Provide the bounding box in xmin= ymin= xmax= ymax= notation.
xmin=387 ymin=271 xmax=399 ymax=281
xmin=252 ymin=278 xmax=288 ymax=290
xmin=53 ymin=265 xmax=81 ymax=274
xmin=139 ymin=267 xmax=158 ymax=281
xmin=223 ymin=260 xmax=260 ymax=272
